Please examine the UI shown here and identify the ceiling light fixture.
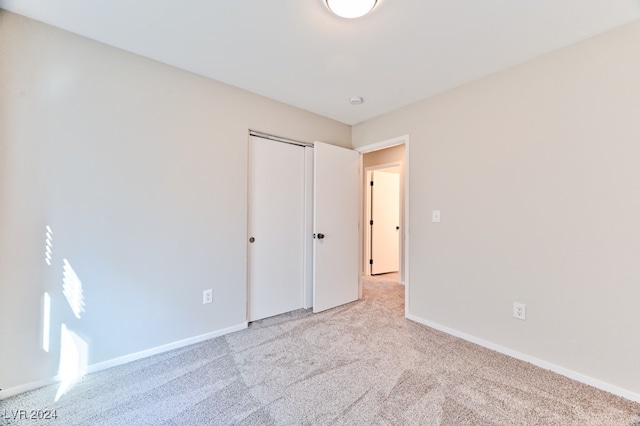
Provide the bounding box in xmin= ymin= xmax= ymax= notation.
xmin=349 ymin=96 xmax=364 ymax=105
xmin=326 ymin=0 xmax=377 ymax=19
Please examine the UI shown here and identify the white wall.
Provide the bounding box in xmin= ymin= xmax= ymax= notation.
xmin=353 ymin=20 xmax=640 ymax=397
xmin=362 ymin=145 xmax=405 ymax=169
xmin=0 ymin=11 xmax=350 ymax=391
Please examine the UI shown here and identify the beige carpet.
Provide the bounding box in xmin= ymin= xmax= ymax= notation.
xmin=2 ymin=274 xmax=639 ymax=425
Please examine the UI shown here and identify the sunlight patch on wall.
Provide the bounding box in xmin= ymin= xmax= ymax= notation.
xmin=42 ymin=292 xmax=51 ymax=353
xmin=45 ymin=226 xmax=53 ymax=266
xmin=62 ymin=259 xmax=85 ymax=319
xmin=55 ymin=324 xmax=88 ymax=401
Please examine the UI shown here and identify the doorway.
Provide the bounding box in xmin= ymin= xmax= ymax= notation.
xmin=356 ymin=135 xmax=409 ymax=316
xmin=366 ymin=165 xmax=401 ymax=276
xmin=361 ymin=143 xmax=406 ymax=283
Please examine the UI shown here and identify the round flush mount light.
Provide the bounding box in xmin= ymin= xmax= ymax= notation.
xmin=326 ymin=0 xmax=377 ymax=19
xmin=349 ymin=96 xmax=364 ymax=105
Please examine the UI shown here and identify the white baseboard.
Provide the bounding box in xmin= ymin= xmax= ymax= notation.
xmin=0 ymin=322 xmax=248 ymax=400
xmin=406 ymin=313 xmax=640 ymax=404
xmin=0 ymin=378 xmax=61 ymax=400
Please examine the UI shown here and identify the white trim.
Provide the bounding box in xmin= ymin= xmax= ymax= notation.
xmin=358 ymin=155 xmax=364 ymax=299
xmin=354 ymin=135 xmax=406 ymax=153
xmin=406 ymin=314 xmax=640 ymax=403
xmin=0 ymin=322 xmax=248 ymax=400
xmin=303 ymin=146 xmax=314 ymax=309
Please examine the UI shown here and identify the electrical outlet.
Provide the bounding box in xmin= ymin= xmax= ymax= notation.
xmin=203 ymin=289 xmax=213 ymax=304
xmin=513 ymin=302 xmax=526 ymax=320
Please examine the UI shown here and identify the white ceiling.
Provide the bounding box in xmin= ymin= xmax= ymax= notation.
xmin=2 ymin=0 xmax=640 ymax=125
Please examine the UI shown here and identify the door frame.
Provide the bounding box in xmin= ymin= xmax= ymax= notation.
xmin=355 ymin=135 xmax=410 ymax=318
xmin=364 ymin=162 xmax=402 ymax=277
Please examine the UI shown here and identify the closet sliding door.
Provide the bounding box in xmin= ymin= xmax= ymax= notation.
xmin=247 ymin=136 xmax=305 ymax=321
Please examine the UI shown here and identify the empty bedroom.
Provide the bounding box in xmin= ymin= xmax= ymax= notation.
xmin=1 ymin=0 xmax=640 ymax=424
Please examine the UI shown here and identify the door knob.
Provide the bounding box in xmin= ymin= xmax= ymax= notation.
xmin=396 ymin=226 xmax=400 ymax=230
xmin=249 ymin=237 xmax=255 ymax=243
xmin=317 ymin=233 xmax=325 ymax=240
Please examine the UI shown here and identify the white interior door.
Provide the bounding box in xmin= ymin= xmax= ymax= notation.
xmin=248 ymin=136 xmax=305 ymax=321
xmin=371 ymin=169 xmax=400 ymax=274
xmin=313 ymin=142 xmax=359 ymax=313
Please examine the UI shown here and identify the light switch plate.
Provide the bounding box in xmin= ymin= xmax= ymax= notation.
xmin=432 ymin=210 xmax=441 ymax=223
